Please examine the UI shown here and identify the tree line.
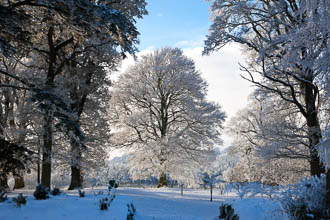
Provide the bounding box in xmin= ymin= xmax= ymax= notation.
xmin=0 ymin=0 xmax=147 ymax=190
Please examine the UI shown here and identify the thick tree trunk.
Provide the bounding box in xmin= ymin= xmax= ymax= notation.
xmin=304 ymin=80 xmax=324 ymax=176
xmin=306 ymin=116 xmax=324 ymax=176
xmin=68 ymin=166 xmax=82 ymax=190
xmin=0 ymin=175 xmax=8 ymax=189
xmin=13 ymin=175 xmax=25 ymax=189
xmin=304 ymin=81 xmax=329 ymax=206
xmin=326 ymin=169 xmax=330 ymax=205
xmin=68 ymin=141 xmax=83 ymax=190
xmin=157 ymin=172 xmax=167 ymax=188
xmin=37 ymin=145 xmax=41 ymax=184
xmin=41 ymin=114 xmax=53 ymax=188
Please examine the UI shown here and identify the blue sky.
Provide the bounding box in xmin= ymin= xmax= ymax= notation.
xmin=136 ymin=0 xmax=211 ymax=50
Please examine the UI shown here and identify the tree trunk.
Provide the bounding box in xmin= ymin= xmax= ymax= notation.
xmin=13 ymin=175 xmax=25 ymax=189
xmin=41 ymin=114 xmax=53 ymax=188
xmin=68 ymin=141 xmax=83 ymax=190
xmin=157 ymin=172 xmax=167 ymax=188
xmin=304 ymin=80 xmax=329 ymax=206
xmin=210 ymin=183 xmax=213 ymax=202
xmin=37 ymin=145 xmax=41 ymax=184
xmin=306 ymin=118 xmax=324 ymax=176
xmin=326 ymin=169 xmax=330 ymax=205
xmin=304 ymin=80 xmax=324 ymax=176
xmin=68 ymin=166 xmax=82 ymax=190
xmin=0 ymin=175 xmax=8 ymax=189
xmin=180 ymin=184 xmax=183 ymax=196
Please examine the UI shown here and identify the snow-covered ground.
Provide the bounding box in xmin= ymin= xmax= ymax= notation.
xmin=0 ymin=187 xmax=281 ymax=220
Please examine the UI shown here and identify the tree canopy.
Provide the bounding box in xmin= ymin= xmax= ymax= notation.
xmin=109 ymin=47 xmax=226 ymax=186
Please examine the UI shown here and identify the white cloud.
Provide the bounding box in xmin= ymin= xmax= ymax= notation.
xmin=182 ymin=44 xmax=253 ymax=119
xmin=183 ymin=44 xmax=254 ymax=148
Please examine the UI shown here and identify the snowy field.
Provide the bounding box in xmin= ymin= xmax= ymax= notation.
xmin=0 ymin=187 xmax=281 ymax=220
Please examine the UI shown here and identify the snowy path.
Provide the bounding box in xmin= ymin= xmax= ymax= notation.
xmin=0 ymin=187 xmax=279 ymax=220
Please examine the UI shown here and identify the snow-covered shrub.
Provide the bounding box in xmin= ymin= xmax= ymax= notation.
xmin=33 ymin=184 xmax=49 ymax=200
xmin=12 ymin=193 xmax=27 ymax=207
xmin=50 ymin=186 xmax=61 ymax=196
xmin=127 ymin=203 xmax=136 ymax=220
xmin=0 ymin=189 xmax=8 ymax=202
xmin=218 ymin=203 xmax=239 ymax=220
xmin=99 ymin=198 xmax=109 ymax=210
xmin=225 ymin=182 xmax=245 ymax=199
xmin=108 ymin=179 xmax=118 ymax=191
xmin=225 ymin=182 xmax=252 ymax=199
xmin=226 ymin=182 xmax=279 ymax=199
xmin=78 ymin=189 xmax=85 ymax=197
xmin=99 ymin=193 xmax=116 ymax=211
xmin=278 ymin=175 xmax=329 ymax=219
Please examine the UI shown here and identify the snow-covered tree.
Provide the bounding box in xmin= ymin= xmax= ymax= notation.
xmin=0 ymin=0 xmax=147 ymax=188
xmin=205 ymin=0 xmax=330 ymax=201
xmin=109 ymin=47 xmax=226 ymax=187
xmin=226 ymin=95 xmax=312 ymax=185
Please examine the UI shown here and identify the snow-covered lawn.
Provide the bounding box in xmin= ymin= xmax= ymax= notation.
xmin=0 ymin=187 xmax=281 ymax=220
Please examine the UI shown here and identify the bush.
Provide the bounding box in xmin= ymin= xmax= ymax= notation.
xmin=12 ymin=193 xmax=27 ymax=207
xmin=0 ymin=189 xmax=7 ymax=202
xmin=108 ymin=180 xmax=118 ymax=190
xmin=50 ymin=186 xmax=61 ymax=196
xmin=78 ymin=189 xmax=85 ymax=197
xmin=33 ymin=184 xmax=49 ymax=200
xmin=225 ymin=182 xmax=278 ymax=199
xmin=99 ymin=198 xmax=109 ymax=210
xmin=278 ymin=175 xmax=330 ymax=220
xmin=218 ymin=203 xmax=239 ymax=220
xmin=99 ymin=194 xmax=116 ymax=211
xmin=127 ymin=203 xmax=136 ymax=220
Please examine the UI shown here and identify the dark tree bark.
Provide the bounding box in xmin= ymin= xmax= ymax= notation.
xmin=67 ymin=71 xmax=91 ymax=190
xmin=68 ymin=166 xmax=83 ymax=190
xmin=304 ymin=80 xmax=325 ymax=176
xmin=157 ymin=172 xmax=167 ymax=188
xmin=13 ymin=174 xmax=25 ymax=189
xmin=0 ymin=175 xmax=9 ymax=189
xmin=37 ymin=145 xmax=41 ymax=184
xmin=41 ymin=113 xmax=53 ymax=188
xmin=68 ymin=141 xmax=83 ymax=190
xmin=210 ymin=183 xmax=213 ymax=202
xmin=326 ymin=170 xmax=330 ymax=205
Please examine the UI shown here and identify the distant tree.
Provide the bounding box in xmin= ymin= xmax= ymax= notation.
xmin=226 ymin=95 xmax=313 ymax=184
xmin=205 ymin=0 xmax=330 ymax=202
xmin=109 ymin=48 xmax=226 ymax=187
xmin=201 ymin=171 xmax=223 ymax=201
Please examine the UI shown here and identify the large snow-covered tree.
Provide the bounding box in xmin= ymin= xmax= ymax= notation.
xmin=0 ymin=0 xmax=146 ymax=188
xmin=204 ymin=0 xmax=330 ymax=201
xmin=109 ymin=47 xmax=226 ymax=187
